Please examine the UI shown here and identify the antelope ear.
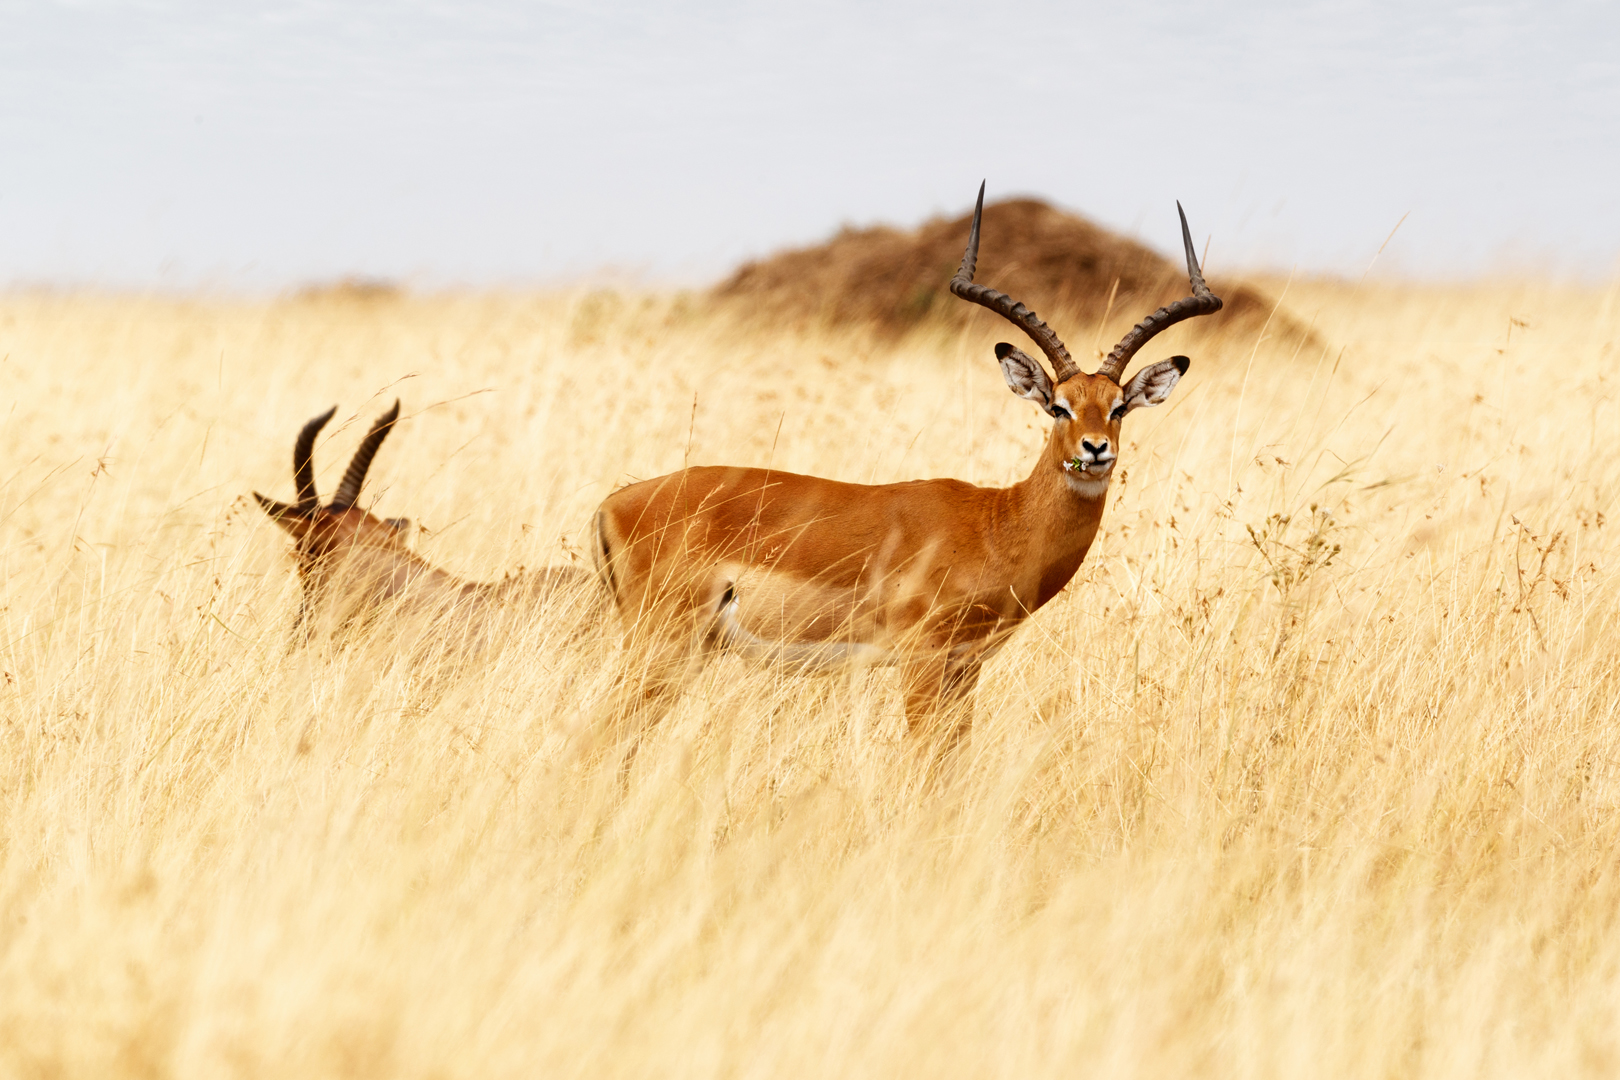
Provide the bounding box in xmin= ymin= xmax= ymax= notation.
xmin=1120 ymin=355 xmax=1189 ymax=415
xmin=253 ymin=492 xmax=313 ymax=540
xmin=994 ymin=343 xmax=1057 ymax=415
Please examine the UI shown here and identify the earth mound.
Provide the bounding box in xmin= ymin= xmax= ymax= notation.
xmin=713 ymin=197 xmax=1304 ymax=350
xmin=290 ymin=277 xmax=404 ymax=304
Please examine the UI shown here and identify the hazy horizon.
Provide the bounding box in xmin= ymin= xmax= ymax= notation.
xmin=3 ymin=1 xmax=1616 ymax=291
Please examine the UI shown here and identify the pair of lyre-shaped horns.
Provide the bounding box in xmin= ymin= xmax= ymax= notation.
xmin=266 ymin=399 xmax=400 ymax=517
xmin=949 ymin=181 xmax=1223 ymax=385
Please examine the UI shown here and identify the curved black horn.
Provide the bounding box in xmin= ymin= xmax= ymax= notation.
xmin=950 ymin=181 xmax=1080 ymax=383
xmin=293 ymin=405 xmax=337 ymax=508
xmin=1096 ymin=202 xmax=1223 ymax=383
xmin=331 ymin=400 xmax=400 ymax=510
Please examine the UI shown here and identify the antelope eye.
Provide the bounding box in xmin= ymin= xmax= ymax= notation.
xmin=1109 ymin=403 xmax=1127 ymax=423
xmin=1052 ymin=404 xmax=1074 ymax=420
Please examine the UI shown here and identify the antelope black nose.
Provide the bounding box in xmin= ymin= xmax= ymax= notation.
xmin=1081 ymin=436 xmax=1111 ymax=456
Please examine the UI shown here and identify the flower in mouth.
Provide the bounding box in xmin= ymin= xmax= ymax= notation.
xmin=1063 ymin=456 xmax=1107 ymax=474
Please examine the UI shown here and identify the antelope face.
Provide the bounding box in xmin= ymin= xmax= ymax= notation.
xmin=254 ymin=498 xmax=412 ymax=565
xmin=993 ymin=344 xmax=1189 ymax=496
xmin=1050 ymin=359 xmax=1188 ymax=487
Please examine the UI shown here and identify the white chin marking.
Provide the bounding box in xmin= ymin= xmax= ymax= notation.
xmin=1063 ymin=472 xmax=1111 ymax=498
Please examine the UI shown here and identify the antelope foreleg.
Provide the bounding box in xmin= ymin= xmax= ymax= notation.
xmin=901 ymin=655 xmax=983 ymax=779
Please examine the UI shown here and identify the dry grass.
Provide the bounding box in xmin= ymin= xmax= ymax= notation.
xmin=0 ymin=277 xmax=1616 ymax=1077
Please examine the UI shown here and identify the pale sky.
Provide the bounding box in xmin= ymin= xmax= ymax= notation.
xmin=2 ymin=1 xmax=1616 ymax=289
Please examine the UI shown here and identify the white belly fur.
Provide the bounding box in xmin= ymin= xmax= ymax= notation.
xmin=709 ymin=563 xmax=1009 ymax=674
xmin=714 ymin=591 xmax=895 ymax=672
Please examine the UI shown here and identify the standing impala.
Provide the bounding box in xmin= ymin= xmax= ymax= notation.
xmin=593 ymin=183 xmax=1222 ymax=743
xmin=255 ymin=401 xmax=591 ymax=645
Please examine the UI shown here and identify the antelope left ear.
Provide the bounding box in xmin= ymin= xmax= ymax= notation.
xmin=253 ymin=492 xmax=313 ymax=541
xmin=1121 ymin=356 xmax=1189 ymax=415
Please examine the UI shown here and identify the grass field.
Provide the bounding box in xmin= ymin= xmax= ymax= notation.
xmin=0 ymin=276 xmax=1617 ymax=1077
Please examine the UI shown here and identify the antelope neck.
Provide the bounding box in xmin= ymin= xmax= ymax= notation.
xmin=998 ymin=432 xmax=1109 ymax=548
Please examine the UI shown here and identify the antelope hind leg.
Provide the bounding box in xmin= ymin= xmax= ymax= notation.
xmin=600 ymin=606 xmax=722 ymax=786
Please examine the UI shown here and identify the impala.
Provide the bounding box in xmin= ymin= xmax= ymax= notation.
xmin=255 ymin=401 xmax=591 ymax=646
xmin=593 ymin=183 xmax=1222 ymax=746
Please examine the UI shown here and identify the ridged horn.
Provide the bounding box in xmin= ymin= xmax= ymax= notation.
xmin=1095 ymin=202 xmax=1223 ymax=384
xmin=331 ymin=400 xmax=400 ymax=510
xmin=950 ymin=182 xmax=1080 ymax=383
xmin=293 ymin=405 xmax=337 ymax=508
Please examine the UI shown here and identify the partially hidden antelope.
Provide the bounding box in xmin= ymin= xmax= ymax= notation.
xmin=593 ymin=183 xmax=1222 ymax=747
xmin=254 ymin=401 xmax=593 ymax=647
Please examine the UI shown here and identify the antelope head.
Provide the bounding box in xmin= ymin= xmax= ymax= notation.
xmin=950 ymin=183 xmax=1222 ymax=496
xmin=254 ymin=401 xmax=414 ymax=627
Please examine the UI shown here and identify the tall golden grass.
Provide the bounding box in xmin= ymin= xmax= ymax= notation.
xmin=0 ymin=278 xmax=1616 ymax=1076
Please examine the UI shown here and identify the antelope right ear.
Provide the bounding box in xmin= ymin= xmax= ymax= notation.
xmin=994 ymin=343 xmax=1056 ymax=414
xmin=253 ymin=492 xmax=313 ymax=540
